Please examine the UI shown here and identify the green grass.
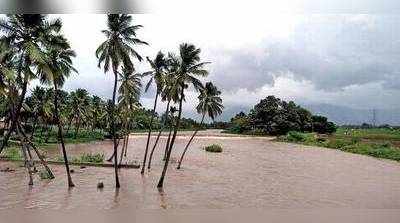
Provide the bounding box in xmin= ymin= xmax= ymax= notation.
xmin=72 ymin=153 xmax=104 ymax=163
xmin=32 ymin=129 xmax=104 ymax=145
xmin=205 ymin=144 xmax=223 ymax=153
xmin=278 ymin=129 xmax=400 ymax=162
xmin=335 ymin=127 xmax=400 ymax=141
xmin=2 ymin=147 xmax=22 ymax=160
xmin=55 ymin=153 xmax=105 ymax=164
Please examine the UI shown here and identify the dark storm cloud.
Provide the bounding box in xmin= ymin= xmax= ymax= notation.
xmin=209 ymin=15 xmax=400 ymax=92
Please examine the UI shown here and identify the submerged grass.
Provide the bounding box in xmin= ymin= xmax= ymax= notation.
xmin=55 ymin=153 xmax=105 ymax=164
xmin=205 ymin=144 xmax=223 ymax=153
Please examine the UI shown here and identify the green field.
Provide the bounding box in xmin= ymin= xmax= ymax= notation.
xmin=278 ymin=127 xmax=400 ymax=162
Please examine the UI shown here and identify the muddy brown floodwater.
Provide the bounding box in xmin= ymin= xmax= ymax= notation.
xmin=1 ymin=129 xmax=400 ymax=209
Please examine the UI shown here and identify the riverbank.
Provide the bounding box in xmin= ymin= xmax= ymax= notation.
xmin=277 ymin=129 xmax=400 ymax=162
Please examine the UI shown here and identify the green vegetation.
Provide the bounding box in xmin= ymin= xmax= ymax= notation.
xmin=2 ymin=147 xmax=22 ymax=160
xmin=205 ymin=144 xmax=223 ymax=153
xmin=278 ymin=127 xmax=400 ymax=162
xmin=39 ymin=169 xmax=53 ymax=180
xmin=72 ymin=153 xmax=105 ymax=164
xmin=224 ymin=96 xmax=336 ymax=136
xmin=55 ymin=153 xmax=105 ymax=164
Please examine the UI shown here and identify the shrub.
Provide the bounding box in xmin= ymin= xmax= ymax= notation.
xmin=3 ymin=147 xmax=21 ymax=160
xmin=286 ymin=131 xmax=307 ymax=142
xmin=72 ymin=153 xmax=104 ymax=163
xmin=312 ymin=115 xmax=337 ymax=134
xmin=39 ymin=169 xmax=53 ymax=180
xmin=351 ymin=137 xmax=361 ymax=144
xmin=326 ymin=139 xmax=348 ymax=149
xmin=205 ymin=144 xmax=223 ymax=153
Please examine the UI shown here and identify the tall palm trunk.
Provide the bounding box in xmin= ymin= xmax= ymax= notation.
xmin=118 ymin=135 xmax=127 ymax=166
xmin=0 ymin=79 xmax=28 ymax=155
xmin=19 ymin=135 xmax=33 ymax=186
xmin=66 ymin=117 xmax=73 ymax=134
xmin=74 ymin=118 xmax=80 ymax=139
xmin=141 ymin=91 xmax=159 ymax=174
xmin=30 ymin=114 xmax=39 ymax=140
xmin=163 ymin=123 xmax=173 ymax=161
xmin=45 ymin=125 xmax=51 ymax=143
xmin=118 ymin=120 xmax=129 ymax=166
xmin=123 ymin=120 xmax=130 ymax=157
xmin=157 ymin=87 xmax=184 ymax=188
xmin=40 ymin=123 xmax=46 ymax=138
xmin=148 ymin=99 xmax=170 ymax=170
xmin=17 ymin=122 xmax=54 ymax=179
xmin=111 ymin=70 xmax=120 ymax=188
xmin=177 ymin=113 xmax=205 ymax=169
xmin=54 ymin=84 xmax=74 ymax=187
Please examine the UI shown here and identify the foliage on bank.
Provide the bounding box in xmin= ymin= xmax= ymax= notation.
xmin=225 ymin=96 xmax=336 ymax=135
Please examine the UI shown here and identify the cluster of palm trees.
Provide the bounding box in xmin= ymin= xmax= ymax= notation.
xmin=0 ymin=14 xmax=223 ymax=189
xmin=22 ymin=87 xmax=103 ymax=141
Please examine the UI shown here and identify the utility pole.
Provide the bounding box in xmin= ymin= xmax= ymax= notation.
xmin=371 ymin=109 xmax=377 ymax=127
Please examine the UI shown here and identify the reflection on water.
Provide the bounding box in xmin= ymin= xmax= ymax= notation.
xmin=1 ymin=130 xmax=400 ymax=209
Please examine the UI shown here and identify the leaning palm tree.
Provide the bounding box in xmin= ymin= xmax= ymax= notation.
xmin=141 ymin=51 xmax=166 ymax=174
xmin=0 ymin=14 xmax=59 ymax=155
xmin=148 ymin=54 xmax=180 ymax=169
xmin=96 ymin=14 xmax=147 ymax=188
xmin=177 ymin=82 xmax=223 ymax=169
xmin=38 ymin=34 xmax=77 ymax=187
xmin=157 ymin=43 xmax=209 ymax=188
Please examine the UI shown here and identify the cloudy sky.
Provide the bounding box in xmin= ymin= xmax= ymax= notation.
xmin=36 ymin=12 xmax=400 ymax=121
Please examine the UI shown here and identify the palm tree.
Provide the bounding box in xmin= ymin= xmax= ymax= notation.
xmin=177 ymin=82 xmax=223 ymax=169
xmin=89 ymin=95 xmax=104 ymax=132
xmin=117 ymin=67 xmax=141 ymax=164
xmin=0 ymin=14 xmax=59 ymax=154
xmin=38 ymin=33 xmax=77 ymax=187
xmin=148 ymin=54 xmax=180 ymax=169
xmin=28 ymin=86 xmax=46 ymax=139
xmin=141 ymin=51 xmax=167 ymax=174
xmin=96 ymin=14 xmax=147 ymax=188
xmin=70 ymin=88 xmax=90 ymax=138
xmin=157 ymin=43 xmax=209 ymax=188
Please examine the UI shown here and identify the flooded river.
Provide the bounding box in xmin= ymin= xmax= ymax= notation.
xmin=1 ymin=130 xmax=400 ymax=209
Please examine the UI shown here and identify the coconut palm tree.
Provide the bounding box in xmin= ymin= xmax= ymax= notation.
xmin=28 ymin=86 xmax=46 ymax=139
xmin=141 ymin=51 xmax=167 ymax=174
xmin=0 ymin=14 xmax=59 ymax=154
xmin=69 ymin=88 xmax=90 ymax=138
xmin=38 ymin=34 xmax=77 ymax=187
xmin=96 ymin=14 xmax=147 ymax=188
xmin=89 ymin=95 xmax=105 ymax=132
xmin=177 ymin=82 xmax=223 ymax=169
xmin=157 ymin=43 xmax=209 ymax=188
xmin=117 ymin=67 xmax=141 ymax=164
xmin=148 ymin=54 xmax=180 ymax=169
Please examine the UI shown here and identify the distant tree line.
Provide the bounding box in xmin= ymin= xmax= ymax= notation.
xmin=222 ymin=95 xmax=337 ymax=135
xmin=0 ymin=87 xmax=207 ymax=138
